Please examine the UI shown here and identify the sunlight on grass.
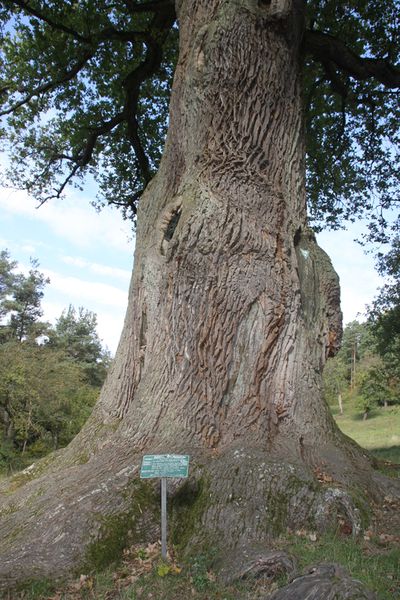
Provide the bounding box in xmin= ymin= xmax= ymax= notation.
xmin=288 ymin=533 xmax=400 ymax=600
xmin=334 ymin=405 xmax=400 ymax=464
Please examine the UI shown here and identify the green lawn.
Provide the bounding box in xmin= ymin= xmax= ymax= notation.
xmin=333 ymin=404 xmax=400 ymax=464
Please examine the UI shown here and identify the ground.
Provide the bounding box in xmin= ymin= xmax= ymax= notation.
xmin=4 ymin=405 xmax=399 ymax=600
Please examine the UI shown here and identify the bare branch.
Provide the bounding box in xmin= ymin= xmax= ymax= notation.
xmin=305 ymin=30 xmax=400 ymax=89
xmin=36 ymin=162 xmax=81 ymax=206
xmin=33 ymin=112 xmax=126 ymax=205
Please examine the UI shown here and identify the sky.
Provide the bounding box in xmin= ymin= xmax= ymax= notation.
xmin=0 ymin=185 xmax=387 ymax=355
xmin=0 ymin=187 xmax=134 ymax=354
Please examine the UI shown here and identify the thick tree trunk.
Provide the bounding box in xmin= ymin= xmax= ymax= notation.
xmin=0 ymin=0 xmax=398 ymax=590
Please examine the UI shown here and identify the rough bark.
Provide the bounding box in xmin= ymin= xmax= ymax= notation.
xmin=0 ymin=0 xmax=398 ymax=591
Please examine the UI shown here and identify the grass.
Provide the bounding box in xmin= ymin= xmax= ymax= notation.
xmin=286 ymin=532 xmax=400 ymax=600
xmin=9 ymin=533 xmax=399 ymax=600
xmin=8 ymin=545 xmax=250 ymax=600
xmin=332 ymin=403 xmax=400 ymax=464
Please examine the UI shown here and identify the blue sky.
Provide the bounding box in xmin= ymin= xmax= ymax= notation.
xmin=0 ymin=187 xmax=134 ymax=353
xmin=0 ymin=185 xmax=386 ymax=354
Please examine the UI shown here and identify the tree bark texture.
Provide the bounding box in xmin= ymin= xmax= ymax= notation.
xmin=0 ymin=0 xmax=398 ymax=589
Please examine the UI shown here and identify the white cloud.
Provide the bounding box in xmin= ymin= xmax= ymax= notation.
xmin=21 ymin=244 xmax=37 ymax=253
xmin=41 ymin=269 xmax=129 ymax=355
xmin=61 ymin=255 xmax=132 ymax=282
xmin=0 ymin=184 xmax=133 ymax=353
xmin=96 ymin=311 xmax=127 ymax=353
xmin=42 ymin=268 xmax=128 ymax=309
xmin=0 ymin=188 xmax=135 ymax=254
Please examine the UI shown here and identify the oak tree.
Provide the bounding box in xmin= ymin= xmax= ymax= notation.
xmin=0 ymin=0 xmax=399 ymax=591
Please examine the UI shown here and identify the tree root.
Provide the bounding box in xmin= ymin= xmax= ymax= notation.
xmin=268 ymin=563 xmax=378 ymax=599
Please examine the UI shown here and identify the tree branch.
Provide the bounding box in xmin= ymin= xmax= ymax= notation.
xmin=77 ymin=113 xmax=126 ymax=166
xmin=123 ymin=0 xmax=175 ymax=14
xmin=36 ymin=162 xmax=81 ymax=206
xmin=5 ymin=0 xmax=90 ymax=43
xmin=4 ymin=0 xmax=176 ymax=204
xmin=0 ymin=49 xmax=95 ymax=116
xmin=305 ymin=30 xmax=400 ymax=89
xmin=321 ymin=60 xmax=349 ymax=99
xmin=32 ymin=112 xmax=126 ymax=205
xmin=121 ymin=8 xmax=175 ymax=183
xmin=122 ymin=39 xmax=162 ymax=183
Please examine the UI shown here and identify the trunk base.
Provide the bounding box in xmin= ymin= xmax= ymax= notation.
xmin=0 ymin=433 xmax=398 ymax=591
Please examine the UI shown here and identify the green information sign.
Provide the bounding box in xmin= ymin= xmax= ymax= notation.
xmin=140 ymin=454 xmax=190 ymax=479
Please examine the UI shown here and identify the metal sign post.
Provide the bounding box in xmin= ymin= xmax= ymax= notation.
xmin=161 ymin=477 xmax=167 ymax=559
xmin=140 ymin=454 xmax=190 ymax=561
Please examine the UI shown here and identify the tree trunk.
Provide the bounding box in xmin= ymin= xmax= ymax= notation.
xmin=0 ymin=0 xmax=398 ymax=590
xmin=338 ymin=393 xmax=343 ymax=415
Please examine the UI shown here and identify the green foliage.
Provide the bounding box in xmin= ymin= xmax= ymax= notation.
xmin=157 ymin=560 xmax=173 ymax=577
xmin=47 ymin=304 xmax=111 ymax=386
xmin=188 ymin=551 xmax=217 ymax=593
xmin=304 ymin=0 xmax=400 ymax=242
xmin=0 ymin=250 xmax=50 ymax=342
xmin=0 ymin=341 xmax=98 ymax=467
xmin=323 ymin=354 xmax=348 ymax=406
xmin=0 ymin=1 xmax=399 ymax=234
xmin=0 ymin=0 xmax=177 ymax=220
xmin=14 ymin=577 xmax=58 ymax=599
xmin=0 ymin=249 xmax=109 ymax=473
xmin=368 ymin=237 xmax=400 ymax=393
xmin=358 ymin=361 xmax=399 ymax=415
xmin=324 ymin=319 xmax=400 ymax=419
xmin=0 ymin=249 xmax=17 ymax=320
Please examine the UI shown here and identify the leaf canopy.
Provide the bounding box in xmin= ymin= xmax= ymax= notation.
xmin=0 ymin=0 xmax=399 ymax=236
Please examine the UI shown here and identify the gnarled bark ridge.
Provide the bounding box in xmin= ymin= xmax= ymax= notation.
xmin=0 ymin=0 xmax=398 ymax=590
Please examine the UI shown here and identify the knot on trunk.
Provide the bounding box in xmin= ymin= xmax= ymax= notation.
xmin=314 ymin=488 xmax=363 ymax=537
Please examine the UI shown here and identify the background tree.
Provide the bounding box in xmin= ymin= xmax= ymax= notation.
xmin=322 ymin=353 xmax=348 ymax=413
xmin=0 ymin=342 xmax=99 ymax=471
xmin=323 ymin=320 xmax=400 ymax=418
xmin=357 ymin=360 xmax=398 ymax=417
xmin=47 ymin=305 xmax=111 ymax=386
xmin=0 ymin=250 xmax=17 ymax=321
xmin=338 ymin=320 xmax=374 ymax=390
xmin=369 ymin=237 xmax=400 ymax=381
xmin=0 ymin=252 xmax=50 ymax=342
xmin=0 ymin=0 xmax=399 ymax=592
xmin=0 ymin=250 xmax=109 ymax=472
